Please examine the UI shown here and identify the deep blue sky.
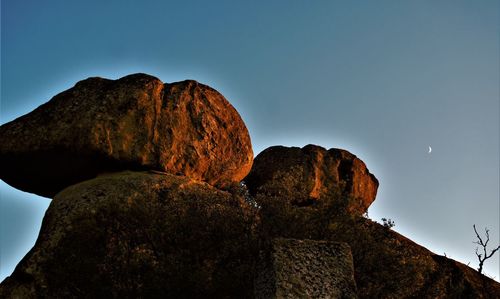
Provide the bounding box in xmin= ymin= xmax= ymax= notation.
xmin=1 ymin=0 xmax=499 ymax=281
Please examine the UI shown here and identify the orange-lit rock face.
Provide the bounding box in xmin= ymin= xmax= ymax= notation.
xmin=244 ymin=144 xmax=378 ymax=215
xmin=0 ymin=74 xmax=253 ymax=197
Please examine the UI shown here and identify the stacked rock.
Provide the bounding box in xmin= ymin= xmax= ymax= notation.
xmin=0 ymin=74 xmax=259 ymax=298
xmin=2 ymin=73 xmax=498 ymax=298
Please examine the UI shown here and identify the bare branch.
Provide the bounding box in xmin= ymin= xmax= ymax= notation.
xmin=475 ymin=248 xmax=482 ymax=260
xmin=485 ymin=245 xmax=500 ymax=259
xmin=484 ymin=228 xmax=490 ymax=247
xmin=473 ymin=224 xmax=485 ymax=247
xmin=472 ymin=224 xmax=500 ymax=274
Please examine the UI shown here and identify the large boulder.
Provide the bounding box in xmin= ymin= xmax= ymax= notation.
xmin=0 ymin=171 xmax=259 ymax=298
xmin=245 ymin=144 xmax=378 ymax=215
xmin=0 ymin=74 xmax=253 ymax=197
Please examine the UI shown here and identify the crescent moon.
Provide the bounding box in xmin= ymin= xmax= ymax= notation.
xmin=428 ymin=146 xmax=432 ymax=154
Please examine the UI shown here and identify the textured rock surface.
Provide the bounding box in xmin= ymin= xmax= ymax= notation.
xmin=254 ymin=238 xmax=357 ymax=299
xmin=245 ymin=144 xmax=378 ymax=214
xmin=337 ymin=218 xmax=500 ymax=298
xmin=257 ymin=197 xmax=500 ymax=298
xmin=2 ymin=171 xmax=499 ymax=298
xmin=0 ymin=73 xmax=253 ymax=197
xmin=0 ymin=171 xmax=259 ymax=298
xmin=1 ymin=138 xmax=498 ymax=298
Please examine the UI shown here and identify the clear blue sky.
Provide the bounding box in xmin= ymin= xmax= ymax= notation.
xmin=1 ymin=0 xmax=499 ymax=281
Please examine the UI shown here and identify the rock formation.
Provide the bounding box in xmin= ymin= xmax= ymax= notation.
xmin=0 ymin=171 xmax=259 ymax=298
xmin=244 ymin=145 xmax=378 ymax=215
xmin=0 ymin=73 xmax=253 ymax=197
xmin=257 ymin=202 xmax=500 ymax=298
xmin=1 ymin=73 xmax=499 ymax=298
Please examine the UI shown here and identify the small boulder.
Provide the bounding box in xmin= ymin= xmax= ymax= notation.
xmin=244 ymin=144 xmax=378 ymax=215
xmin=0 ymin=74 xmax=253 ymax=197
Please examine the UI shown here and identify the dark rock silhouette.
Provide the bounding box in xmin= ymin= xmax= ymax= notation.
xmin=0 ymin=73 xmax=253 ymax=197
xmin=256 ymin=197 xmax=500 ymax=298
xmin=0 ymin=171 xmax=259 ymax=298
xmin=245 ymin=145 xmax=378 ymax=215
xmin=1 ymin=73 xmax=499 ymax=298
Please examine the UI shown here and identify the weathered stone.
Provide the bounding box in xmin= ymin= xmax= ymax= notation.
xmin=0 ymin=171 xmax=259 ymax=298
xmin=245 ymin=144 xmax=378 ymax=215
xmin=254 ymin=238 xmax=357 ymax=299
xmin=0 ymin=74 xmax=253 ymax=197
xmin=2 ymin=170 xmax=499 ymax=298
xmin=257 ymin=199 xmax=500 ymax=298
xmin=339 ymin=217 xmax=500 ymax=298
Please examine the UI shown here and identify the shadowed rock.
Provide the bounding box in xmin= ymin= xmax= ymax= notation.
xmin=257 ymin=198 xmax=500 ymax=298
xmin=245 ymin=144 xmax=378 ymax=215
xmin=254 ymin=238 xmax=358 ymax=299
xmin=0 ymin=74 xmax=253 ymax=197
xmin=1 ymin=171 xmax=499 ymax=298
xmin=0 ymin=171 xmax=259 ymax=298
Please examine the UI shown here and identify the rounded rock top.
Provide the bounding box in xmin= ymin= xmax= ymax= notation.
xmin=244 ymin=144 xmax=378 ymax=215
xmin=0 ymin=73 xmax=254 ymax=197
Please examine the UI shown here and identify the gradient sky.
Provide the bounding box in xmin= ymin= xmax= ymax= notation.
xmin=1 ymin=0 xmax=499 ymax=281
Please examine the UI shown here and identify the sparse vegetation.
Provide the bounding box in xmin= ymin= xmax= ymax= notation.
xmin=238 ymin=181 xmax=260 ymax=208
xmin=473 ymin=224 xmax=500 ymax=274
xmin=381 ymin=218 xmax=395 ymax=229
